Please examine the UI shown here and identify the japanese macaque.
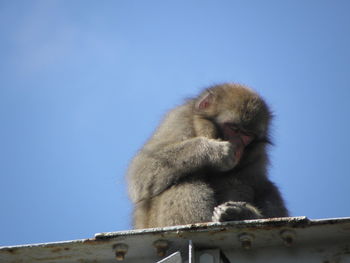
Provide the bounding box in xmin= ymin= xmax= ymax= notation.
xmin=127 ymin=83 xmax=288 ymax=228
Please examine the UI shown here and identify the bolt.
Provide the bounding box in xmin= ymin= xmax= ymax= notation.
xmin=153 ymin=240 xmax=169 ymax=257
xmin=113 ymin=243 xmax=128 ymax=261
xmin=280 ymin=230 xmax=296 ymax=247
xmin=238 ymin=233 xmax=254 ymax=250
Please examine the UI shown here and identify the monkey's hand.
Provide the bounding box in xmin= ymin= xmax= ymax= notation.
xmin=212 ymin=201 xmax=263 ymax=222
xmin=208 ymin=140 xmax=240 ymax=171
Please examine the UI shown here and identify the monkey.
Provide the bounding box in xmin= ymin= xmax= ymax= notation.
xmin=127 ymin=83 xmax=289 ymax=229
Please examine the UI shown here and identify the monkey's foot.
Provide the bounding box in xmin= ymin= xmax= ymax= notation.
xmin=212 ymin=201 xmax=263 ymax=222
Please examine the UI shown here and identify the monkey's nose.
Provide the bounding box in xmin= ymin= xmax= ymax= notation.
xmin=241 ymin=134 xmax=253 ymax=146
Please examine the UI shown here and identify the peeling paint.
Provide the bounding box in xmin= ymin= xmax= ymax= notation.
xmin=1 ymin=217 xmax=350 ymax=263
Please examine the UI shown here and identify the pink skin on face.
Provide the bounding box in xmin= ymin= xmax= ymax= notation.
xmin=221 ymin=123 xmax=254 ymax=162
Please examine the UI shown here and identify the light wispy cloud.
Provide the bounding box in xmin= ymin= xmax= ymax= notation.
xmin=10 ymin=1 xmax=123 ymax=77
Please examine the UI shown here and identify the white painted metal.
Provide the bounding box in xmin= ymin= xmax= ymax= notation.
xmin=1 ymin=217 xmax=350 ymax=263
xmin=157 ymin=252 xmax=182 ymax=263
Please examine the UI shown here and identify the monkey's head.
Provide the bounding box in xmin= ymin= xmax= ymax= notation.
xmin=195 ymin=83 xmax=272 ymax=162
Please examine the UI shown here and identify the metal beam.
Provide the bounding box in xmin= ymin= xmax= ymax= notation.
xmin=1 ymin=217 xmax=350 ymax=262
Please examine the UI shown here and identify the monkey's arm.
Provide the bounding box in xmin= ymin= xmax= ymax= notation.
xmin=128 ymin=137 xmax=236 ymax=203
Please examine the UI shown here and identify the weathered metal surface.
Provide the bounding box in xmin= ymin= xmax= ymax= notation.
xmin=156 ymin=252 xmax=182 ymax=263
xmin=1 ymin=217 xmax=350 ymax=263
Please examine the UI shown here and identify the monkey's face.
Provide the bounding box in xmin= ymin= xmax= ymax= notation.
xmin=211 ymin=84 xmax=271 ymax=138
xmin=196 ymin=83 xmax=271 ymax=162
xmin=220 ymin=123 xmax=255 ymax=162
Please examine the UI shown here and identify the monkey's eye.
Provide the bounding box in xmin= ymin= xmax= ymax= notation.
xmin=242 ymin=130 xmax=255 ymax=138
xmin=228 ymin=124 xmax=239 ymax=132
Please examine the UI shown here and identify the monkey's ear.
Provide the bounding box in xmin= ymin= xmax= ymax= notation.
xmin=195 ymin=92 xmax=214 ymax=111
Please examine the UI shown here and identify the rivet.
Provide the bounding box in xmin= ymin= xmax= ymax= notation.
xmin=153 ymin=239 xmax=169 ymax=257
xmin=238 ymin=233 xmax=254 ymax=250
xmin=280 ymin=230 xmax=296 ymax=247
xmin=113 ymin=243 xmax=128 ymax=261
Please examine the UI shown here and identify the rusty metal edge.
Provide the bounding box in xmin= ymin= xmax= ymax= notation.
xmin=95 ymin=216 xmax=310 ymax=239
xmin=1 ymin=216 xmax=350 ymax=250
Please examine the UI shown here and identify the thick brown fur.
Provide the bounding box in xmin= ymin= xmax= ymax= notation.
xmin=127 ymin=83 xmax=288 ymax=228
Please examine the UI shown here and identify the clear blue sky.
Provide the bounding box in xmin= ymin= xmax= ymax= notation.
xmin=1 ymin=1 xmax=350 ymax=246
